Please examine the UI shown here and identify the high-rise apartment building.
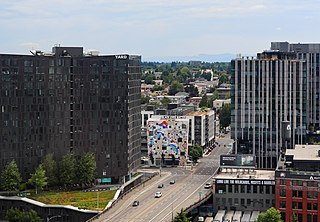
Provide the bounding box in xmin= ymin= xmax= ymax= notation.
xmin=0 ymin=46 xmax=141 ymax=183
xmin=271 ymin=42 xmax=320 ymax=130
xmin=231 ymin=51 xmax=306 ymax=168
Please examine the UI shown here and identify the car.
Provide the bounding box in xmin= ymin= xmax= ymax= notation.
xmin=155 ymin=191 xmax=162 ymax=198
xmin=132 ymin=200 xmax=139 ymax=207
xmin=169 ymin=180 xmax=175 ymax=184
xmin=204 ymin=183 xmax=212 ymax=189
xmin=158 ymin=184 xmax=164 ymax=188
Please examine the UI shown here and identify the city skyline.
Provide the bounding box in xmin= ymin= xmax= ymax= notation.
xmin=1 ymin=0 xmax=320 ymax=61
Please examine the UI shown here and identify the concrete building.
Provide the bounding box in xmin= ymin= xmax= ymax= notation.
xmin=275 ymin=145 xmax=320 ymax=222
xmin=212 ymin=99 xmax=231 ymax=110
xmin=212 ymin=165 xmax=275 ymax=213
xmin=0 ymin=46 xmax=141 ymax=183
xmin=231 ymin=50 xmax=306 ymax=168
xmin=186 ymin=110 xmax=216 ymax=149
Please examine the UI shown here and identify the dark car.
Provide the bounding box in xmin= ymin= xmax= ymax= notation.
xmin=158 ymin=184 xmax=164 ymax=188
xmin=132 ymin=200 xmax=139 ymax=207
xmin=170 ymin=180 xmax=175 ymax=184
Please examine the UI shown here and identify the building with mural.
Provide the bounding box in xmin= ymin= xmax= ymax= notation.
xmin=147 ymin=116 xmax=189 ymax=166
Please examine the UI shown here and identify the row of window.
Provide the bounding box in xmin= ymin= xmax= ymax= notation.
xmin=280 ymin=201 xmax=318 ymax=210
xmin=217 ymin=184 xmax=275 ymax=194
xmin=216 ymin=197 xmax=274 ymax=208
xmin=280 ymin=179 xmax=319 ymax=187
xmin=279 ymin=189 xmax=318 ymax=199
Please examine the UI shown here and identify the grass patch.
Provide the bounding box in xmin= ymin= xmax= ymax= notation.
xmin=29 ymin=190 xmax=117 ymax=211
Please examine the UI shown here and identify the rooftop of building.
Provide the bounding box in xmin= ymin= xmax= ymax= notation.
xmin=286 ymin=144 xmax=320 ymax=161
xmin=186 ymin=110 xmax=213 ymax=116
xmin=214 ymin=168 xmax=275 ymax=180
xmin=276 ymin=144 xmax=320 ymax=173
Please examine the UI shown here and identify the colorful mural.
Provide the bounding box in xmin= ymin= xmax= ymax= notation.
xmin=147 ymin=117 xmax=189 ymax=165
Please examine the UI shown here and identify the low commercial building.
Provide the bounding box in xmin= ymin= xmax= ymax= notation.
xmin=275 ymin=145 xmax=320 ymax=222
xmin=212 ymin=155 xmax=275 ymax=213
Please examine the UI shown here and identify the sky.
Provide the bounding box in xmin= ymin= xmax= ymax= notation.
xmin=1 ymin=0 xmax=320 ymax=61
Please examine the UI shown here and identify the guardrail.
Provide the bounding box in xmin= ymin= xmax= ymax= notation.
xmin=184 ymin=190 xmax=213 ymax=215
xmin=87 ymin=172 xmax=158 ymax=222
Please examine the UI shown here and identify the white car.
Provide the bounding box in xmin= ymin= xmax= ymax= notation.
xmin=155 ymin=191 xmax=162 ymax=198
xmin=204 ymin=183 xmax=212 ymax=189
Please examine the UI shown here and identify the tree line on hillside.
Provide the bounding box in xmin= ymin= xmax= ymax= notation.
xmin=0 ymin=152 xmax=96 ymax=194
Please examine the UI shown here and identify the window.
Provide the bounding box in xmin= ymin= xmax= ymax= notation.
xmin=280 ymin=179 xmax=286 ymax=185
xmin=307 ymin=191 xmax=318 ymax=199
xmin=280 ymin=201 xmax=286 ymax=209
xmin=307 ymin=181 xmax=318 ymax=187
xmin=259 ymin=186 xmax=264 ymax=194
xmin=228 ymin=185 xmax=232 ymax=193
xmin=235 ymin=185 xmax=239 ymax=193
xmin=280 ymin=189 xmax=286 ymax=197
xmin=241 ymin=199 xmax=245 ymax=205
xmin=241 ymin=185 xmax=245 ymax=193
xmin=307 ymin=203 xmax=318 ymax=211
xmin=292 ymin=190 xmax=303 ymax=198
xmin=293 ymin=202 xmax=302 ymax=209
xmin=253 ymin=185 xmax=257 ymax=193
xmin=247 ymin=185 xmax=251 ymax=193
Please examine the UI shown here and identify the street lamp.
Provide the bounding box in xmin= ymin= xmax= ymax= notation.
xmin=47 ymin=215 xmax=61 ymax=222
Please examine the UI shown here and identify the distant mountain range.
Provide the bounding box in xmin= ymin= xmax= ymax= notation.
xmin=143 ymin=53 xmax=237 ymax=63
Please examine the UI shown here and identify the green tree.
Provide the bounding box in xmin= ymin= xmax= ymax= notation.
xmin=141 ymin=96 xmax=150 ymax=104
xmin=201 ymin=71 xmax=212 ymax=81
xmin=28 ymin=164 xmax=47 ymax=195
xmin=42 ymin=153 xmax=58 ymax=187
xmin=59 ymin=152 xmax=76 ymax=188
xmin=174 ymin=208 xmax=192 ymax=222
xmin=188 ymin=145 xmax=203 ymax=163
xmin=168 ymin=80 xmax=184 ymax=95
xmin=152 ymin=85 xmax=164 ymax=92
xmin=220 ymin=104 xmax=231 ymax=129
xmin=144 ymin=74 xmax=154 ymax=84
xmin=184 ymin=85 xmax=199 ymax=97
xmin=257 ymin=207 xmax=283 ymax=222
xmin=212 ymin=89 xmax=219 ymax=100
xmin=291 ymin=213 xmax=298 ymax=222
xmin=177 ymin=66 xmax=191 ymax=83
xmin=219 ymin=73 xmax=229 ymax=85
xmin=199 ymin=94 xmax=208 ymax=108
xmin=77 ymin=152 xmax=96 ymax=186
xmin=161 ymin=97 xmax=171 ymax=106
xmin=1 ymin=160 xmax=22 ymax=191
xmin=6 ymin=208 xmax=42 ymax=222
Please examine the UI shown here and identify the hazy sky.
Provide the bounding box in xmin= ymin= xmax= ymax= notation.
xmin=1 ymin=0 xmax=319 ymax=60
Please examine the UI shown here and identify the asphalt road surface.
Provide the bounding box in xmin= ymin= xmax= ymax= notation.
xmin=94 ymin=134 xmax=233 ymax=222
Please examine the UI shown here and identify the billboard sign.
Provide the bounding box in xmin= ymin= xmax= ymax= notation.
xmin=220 ymin=155 xmax=255 ymax=168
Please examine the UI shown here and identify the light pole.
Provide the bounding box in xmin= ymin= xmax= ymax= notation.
xmin=47 ymin=215 xmax=61 ymax=222
xmin=97 ymin=190 xmax=100 ymax=210
xmin=159 ymin=158 xmax=162 ymax=177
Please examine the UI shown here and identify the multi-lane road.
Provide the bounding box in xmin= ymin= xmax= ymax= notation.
xmin=94 ymin=134 xmax=233 ymax=222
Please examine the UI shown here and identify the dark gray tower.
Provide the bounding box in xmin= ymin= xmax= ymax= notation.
xmin=0 ymin=47 xmax=141 ymax=183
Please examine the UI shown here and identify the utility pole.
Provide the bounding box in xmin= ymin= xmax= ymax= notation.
xmin=97 ymin=191 xmax=100 ymax=209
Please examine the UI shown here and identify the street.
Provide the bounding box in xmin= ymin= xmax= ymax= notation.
xmin=93 ymin=134 xmax=233 ymax=222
